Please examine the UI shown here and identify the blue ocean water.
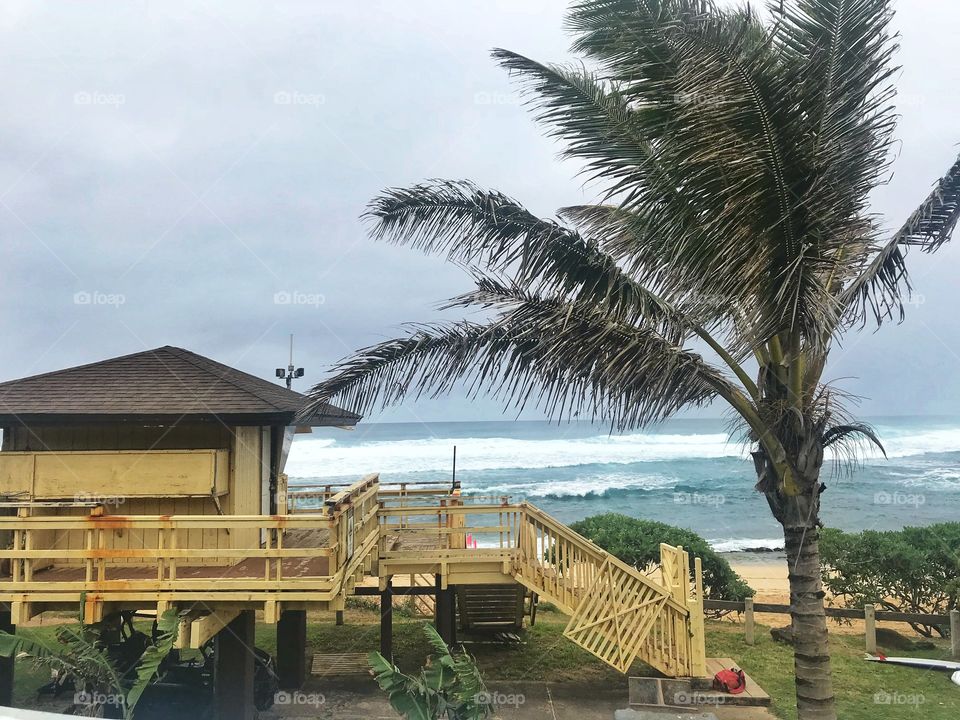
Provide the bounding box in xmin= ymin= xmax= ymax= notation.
xmin=285 ymin=417 xmax=960 ymax=552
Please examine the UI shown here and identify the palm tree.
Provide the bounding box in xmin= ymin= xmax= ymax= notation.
xmin=306 ymin=1 xmax=960 ymax=717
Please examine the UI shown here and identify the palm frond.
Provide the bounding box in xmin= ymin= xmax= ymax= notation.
xmin=365 ymin=180 xmax=686 ymax=336
xmin=899 ymin=153 xmax=960 ymax=252
xmin=490 ymin=49 xmax=688 ymax=208
xmin=306 ymin=282 xmax=738 ymax=431
xmin=368 ymin=650 xmax=434 ymax=720
xmin=56 ymin=624 xmax=126 ymax=703
xmin=1 ymin=624 xmax=127 ymax=717
xmin=776 ymin=0 xmax=898 ymax=221
xmin=510 ymin=3 xmax=853 ymax=347
xmin=841 ymin=153 xmax=960 ymax=326
xmin=822 ymin=422 xmax=884 ymax=455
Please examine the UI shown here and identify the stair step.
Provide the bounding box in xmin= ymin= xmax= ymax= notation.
xmin=629 ymin=662 xmax=771 ymax=709
xmin=311 ymin=652 xmax=370 ymax=677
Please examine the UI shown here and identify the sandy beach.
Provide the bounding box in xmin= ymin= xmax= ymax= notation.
xmin=727 ymin=552 xmax=790 ymax=602
xmin=724 ymin=552 xmax=920 ymax=638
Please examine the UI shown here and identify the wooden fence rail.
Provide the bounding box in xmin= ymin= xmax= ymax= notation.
xmin=704 ymin=599 xmax=960 ymax=658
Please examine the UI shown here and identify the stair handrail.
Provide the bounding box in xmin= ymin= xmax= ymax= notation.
xmin=518 ymin=502 xmax=691 ymax=615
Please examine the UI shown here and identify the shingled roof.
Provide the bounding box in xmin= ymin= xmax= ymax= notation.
xmin=0 ymin=346 xmax=360 ymax=426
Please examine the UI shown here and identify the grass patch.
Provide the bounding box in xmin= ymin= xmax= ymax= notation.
xmin=257 ymin=606 xmax=635 ymax=683
xmin=707 ymin=622 xmax=959 ymax=719
xmin=8 ymin=610 xmax=959 ymax=719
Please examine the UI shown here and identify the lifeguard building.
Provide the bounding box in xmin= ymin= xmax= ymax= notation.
xmin=0 ymin=346 xmax=708 ymax=719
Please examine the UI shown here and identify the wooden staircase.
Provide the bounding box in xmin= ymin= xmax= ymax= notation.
xmin=371 ymin=490 xmax=707 ymax=678
xmin=511 ymin=504 xmax=706 ymax=676
xmin=456 ymin=584 xmax=526 ymax=631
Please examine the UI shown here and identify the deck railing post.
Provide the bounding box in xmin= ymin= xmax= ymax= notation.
xmin=744 ymin=597 xmax=755 ymax=646
xmin=10 ymin=527 xmax=21 ymax=584
xmin=97 ymin=528 xmax=106 ymax=583
xmin=439 ymin=499 xmax=447 ymax=549
xmin=19 ymin=509 xmax=32 ymax=585
xmin=689 ymin=556 xmax=707 ymax=677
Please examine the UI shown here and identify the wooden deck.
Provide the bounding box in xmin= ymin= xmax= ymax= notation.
xmin=1 ymin=476 xmax=709 ymax=678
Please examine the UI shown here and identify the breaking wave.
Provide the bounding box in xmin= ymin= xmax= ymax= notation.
xmin=285 ymin=431 xmax=742 ymax=479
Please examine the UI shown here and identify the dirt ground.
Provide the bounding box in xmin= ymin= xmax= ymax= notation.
xmin=260 ymin=678 xmax=777 ymax=720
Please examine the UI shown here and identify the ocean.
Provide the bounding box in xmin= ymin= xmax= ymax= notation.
xmin=284 ymin=417 xmax=960 ymax=553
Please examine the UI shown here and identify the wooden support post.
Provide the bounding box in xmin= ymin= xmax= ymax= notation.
xmin=951 ymin=609 xmax=959 ymax=660
xmin=434 ymin=575 xmax=457 ymax=646
xmin=0 ymin=608 xmax=13 ymax=707
xmin=864 ymin=604 xmax=876 ymax=654
xmin=744 ymin=597 xmax=755 ymax=646
xmin=214 ymin=610 xmax=256 ymax=720
xmin=276 ymin=610 xmax=307 ymax=690
xmin=380 ymin=579 xmax=394 ymax=660
xmin=434 ymin=573 xmax=444 ymax=638
xmin=446 ymin=587 xmax=457 ymax=646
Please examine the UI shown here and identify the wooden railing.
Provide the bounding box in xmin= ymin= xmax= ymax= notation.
xmin=287 ymin=479 xmax=458 ymax=512
xmin=706 ymin=598 xmax=960 ymax=658
xmin=378 ymin=493 xmax=516 ymax=553
xmin=514 ymin=505 xmax=705 ymax=676
xmin=0 ymin=474 xmax=382 ymax=623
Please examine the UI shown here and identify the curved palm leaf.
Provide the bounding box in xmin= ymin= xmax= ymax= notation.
xmin=307 ymin=280 xmax=742 ymax=431
xmin=365 ymin=180 xmax=684 ymax=337
xmin=821 ymin=422 xmax=885 ymax=455
xmin=502 ymin=5 xmax=848 ymax=350
xmin=840 ymin=154 xmax=960 ymax=326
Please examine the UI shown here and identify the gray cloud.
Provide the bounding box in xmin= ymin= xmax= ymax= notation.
xmin=0 ymin=0 xmax=958 ymax=423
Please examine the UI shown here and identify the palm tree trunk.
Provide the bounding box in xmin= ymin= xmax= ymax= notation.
xmin=755 ymin=438 xmax=836 ymax=720
xmin=784 ymin=522 xmax=836 ymax=719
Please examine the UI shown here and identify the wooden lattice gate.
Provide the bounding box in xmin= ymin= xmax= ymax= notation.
xmin=562 ymin=557 xmax=670 ymax=672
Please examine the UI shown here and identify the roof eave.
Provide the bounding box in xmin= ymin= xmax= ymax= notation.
xmin=0 ymin=411 xmax=299 ymax=427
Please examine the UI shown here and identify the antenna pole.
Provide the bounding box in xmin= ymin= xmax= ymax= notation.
xmin=452 ymin=445 xmax=457 ymax=490
xmin=287 ymin=334 xmax=295 ymax=389
xmin=277 ymin=334 xmax=305 ymax=390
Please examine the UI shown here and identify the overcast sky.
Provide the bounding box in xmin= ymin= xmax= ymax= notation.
xmin=1 ymin=1 xmax=958 ymax=424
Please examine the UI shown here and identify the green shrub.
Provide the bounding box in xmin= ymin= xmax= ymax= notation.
xmin=369 ymin=623 xmax=491 ymax=720
xmin=820 ymin=523 xmax=960 ymax=637
xmin=568 ymin=513 xmax=754 ymax=604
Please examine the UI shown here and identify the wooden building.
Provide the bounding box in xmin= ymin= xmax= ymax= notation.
xmin=0 ymin=346 xmax=360 ymax=718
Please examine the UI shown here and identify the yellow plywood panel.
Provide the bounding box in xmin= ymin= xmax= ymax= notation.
xmin=228 ymin=427 xmax=262 ymax=550
xmin=0 ymin=454 xmax=35 ymax=495
xmin=0 ymin=450 xmax=229 ymax=499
